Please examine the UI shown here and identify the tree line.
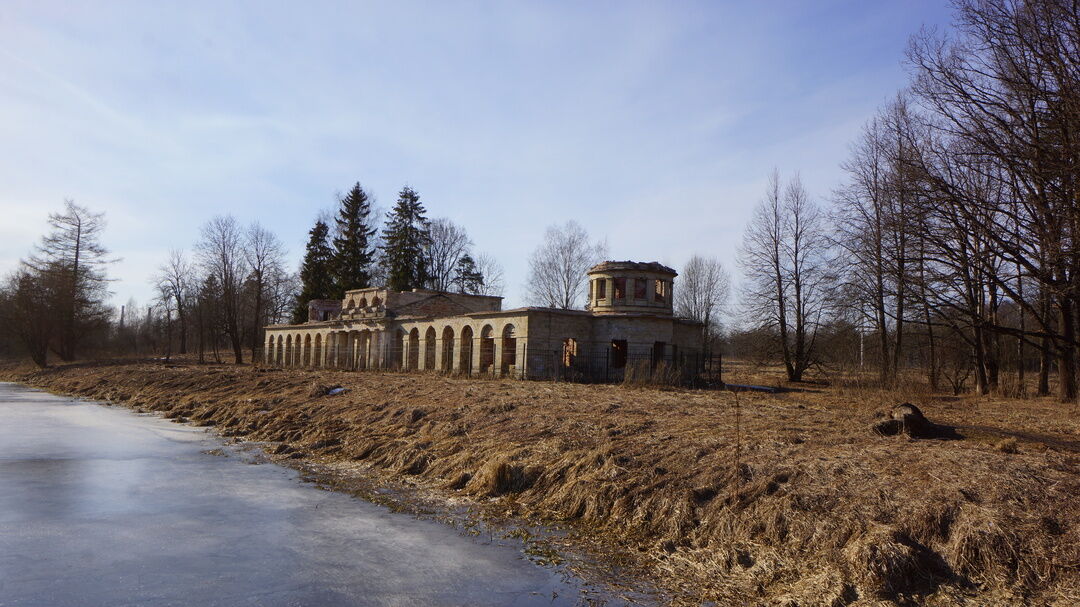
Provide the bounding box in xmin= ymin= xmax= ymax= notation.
xmin=290 ymin=182 xmax=505 ymax=325
xmin=735 ymin=0 xmax=1080 ymax=399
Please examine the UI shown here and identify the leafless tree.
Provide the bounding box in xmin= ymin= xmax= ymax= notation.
xmin=153 ymin=249 xmax=195 ymax=355
xmin=0 ymin=269 xmax=56 ymax=367
xmin=196 ymin=215 xmax=247 ymax=364
xmin=526 ymin=221 xmax=608 ymax=309
xmin=675 ymin=254 xmax=731 ymax=341
xmin=739 ymin=171 xmax=831 ymax=381
xmin=832 ymin=96 xmax=920 ymax=386
xmin=25 ymin=200 xmax=114 ymax=361
xmin=904 ymin=0 xmax=1080 ymax=398
xmin=244 ymin=223 xmax=287 ymax=359
xmin=474 ymin=252 xmax=506 ymax=297
xmin=424 ymin=218 xmax=473 ymax=292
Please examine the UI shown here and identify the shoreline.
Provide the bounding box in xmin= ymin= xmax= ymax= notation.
xmin=4 ymin=358 xmax=1078 ymax=606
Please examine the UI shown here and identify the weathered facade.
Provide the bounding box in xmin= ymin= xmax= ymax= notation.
xmin=264 ymin=261 xmax=705 ymax=381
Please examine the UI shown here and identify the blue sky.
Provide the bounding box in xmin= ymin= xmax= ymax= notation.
xmin=0 ymin=1 xmax=954 ymax=309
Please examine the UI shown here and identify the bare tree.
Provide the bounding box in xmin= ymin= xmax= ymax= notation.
xmin=832 ymin=96 xmax=919 ymax=385
xmin=474 ymin=252 xmax=506 ymax=297
xmin=675 ymin=255 xmax=731 ymax=341
xmin=153 ymin=249 xmax=195 ymax=355
xmin=904 ymin=0 xmax=1080 ymax=398
xmin=424 ymin=218 xmax=473 ymax=291
xmin=196 ymin=216 xmax=247 ymax=364
xmin=739 ymin=171 xmax=830 ymax=381
xmin=526 ymin=221 xmax=607 ymax=309
xmin=25 ymin=200 xmax=114 ymax=361
xmin=244 ymin=223 xmax=287 ymax=359
xmin=0 ymin=269 xmax=56 ymax=367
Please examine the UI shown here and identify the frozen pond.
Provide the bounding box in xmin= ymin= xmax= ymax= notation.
xmin=0 ymin=383 xmax=592 ymax=606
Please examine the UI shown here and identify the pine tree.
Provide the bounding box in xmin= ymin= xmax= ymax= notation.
xmin=291 ymin=220 xmax=335 ymax=324
xmin=330 ymin=182 xmax=376 ymax=298
xmin=380 ymin=186 xmax=431 ymax=291
xmin=452 ymin=254 xmax=484 ymax=294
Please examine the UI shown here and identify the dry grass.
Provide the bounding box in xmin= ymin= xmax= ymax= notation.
xmin=2 ymin=357 xmax=1078 ymax=606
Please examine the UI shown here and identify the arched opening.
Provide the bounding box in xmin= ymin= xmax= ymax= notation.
xmin=303 ymin=334 xmax=312 ymax=367
xmin=313 ymin=334 xmax=323 ymax=367
xmin=424 ymin=326 xmax=437 ymax=370
xmin=394 ymin=329 xmax=406 ymax=370
xmin=371 ymin=295 xmax=382 ymax=307
xmin=276 ymin=335 xmax=284 ymax=365
xmin=501 ymin=324 xmax=517 ymax=375
xmin=460 ymin=326 xmax=474 ymax=374
xmin=284 ymin=335 xmax=293 ymax=367
xmin=345 ymin=332 xmax=355 ymax=369
xmin=357 ymin=330 xmax=371 ymax=369
xmin=408 ymin=328 xmax=420 ymax=370
xmin=358 ymin=296 xmax=367 ymax=308
xmin=441 ymin=326 xmax=455 ymax=372
xmin=480 ymin=325 xmax=495 ymax=373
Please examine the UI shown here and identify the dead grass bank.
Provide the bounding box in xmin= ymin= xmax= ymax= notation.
xmin=3 ymin=359 xmax=1078 ymax=606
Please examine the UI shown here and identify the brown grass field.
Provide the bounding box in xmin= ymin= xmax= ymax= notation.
xmin=2 ymin=358 xmax=1077 ymax=606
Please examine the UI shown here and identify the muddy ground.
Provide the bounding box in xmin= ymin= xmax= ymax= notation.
xmin=3 ymin=358 xmax=1078 ymax=606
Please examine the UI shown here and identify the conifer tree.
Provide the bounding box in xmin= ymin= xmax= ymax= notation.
xmin=291 ymin=220 xmax=334 ymax=324
xmin=452 ymin=254 xmax=484 ymax=294
xmin=331 ymin=182 xmax=376 ymax=298
xmin=380 ymin=186 xmax=431 ymax=291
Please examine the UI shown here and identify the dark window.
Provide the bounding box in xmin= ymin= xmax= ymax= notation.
xmin=611 ymin=339 xmax=627 ymax=369
xmin=653 ymin=341 xmax=666 ymax=365
xmin=634 ymin=278 xmax=646 ymax=299
xmin=597 ymin=279 xmax=606 ymax=300
xmin=614 ymin=278 xmax=626 ymax=300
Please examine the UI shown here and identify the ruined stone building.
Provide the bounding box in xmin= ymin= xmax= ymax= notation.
xmin=265 ymin=261 xmax=705 ymax=380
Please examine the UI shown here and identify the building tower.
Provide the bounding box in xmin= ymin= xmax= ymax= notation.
xmin=586 ymin=261 xmax=676 ymax=316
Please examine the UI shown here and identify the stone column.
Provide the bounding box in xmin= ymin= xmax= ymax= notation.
xmin=471 ymin=337 xmax=482 ymax=376
xmin=418 ymin=335 xmax=429 ymax=370
xmin=435 ymin=335 xmax=446 ymax=371
xmin=493 ymin=339 xmax=504 ymax=378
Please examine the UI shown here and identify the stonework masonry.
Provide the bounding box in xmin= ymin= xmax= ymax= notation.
xmin=265 ymin=260 xmax=705 ymax=381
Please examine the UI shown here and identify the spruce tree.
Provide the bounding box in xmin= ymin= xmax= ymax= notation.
xmin=452 ymin=254 xmax=484 ymax=294
xmin=380 ymin=186 xmax=431 ymax=291
xmin=291 ymin=220 xmax=335 ymax=324
xmin=330 ymin=182 xmax=376 ymax=298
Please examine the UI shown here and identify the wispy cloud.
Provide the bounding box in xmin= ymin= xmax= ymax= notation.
xmin=0 ymin=0 xmax=953 ymax=307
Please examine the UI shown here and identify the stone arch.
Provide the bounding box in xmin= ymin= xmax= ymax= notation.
xmin=371 ymin=295 xmax=382 ymax=307
xmin=275 ymin=335 xmax=284 ymax=365
xmin=303 ymin=334 xmax=312 ymax=367
xmin=501 ymin=324 xmax=517 ymax=374
xmin=343 ymin=330 xmax=357 ymax=370
xmin=459 ymin=325 xmax=474 ymax=375
xmin=408 ymin=328 xmax=420 ymax=370
xmin=356 ymin=329 xmax=372 ymax=369
xmin=424 ymin=326 xmax=437 ymax=370
xmin=358 ymin=296 xmax=367 ymax=308
xmin=394 ymin=329 xmax=407 ymax=370
xmin=441 ymin=326 xmax=455 ymax=372
xmin=284 ymin=335 xmax=293 ymax=367
xmin=313 ymin=334 xmax=323 ymax=368
xmin=480 ymin=324 xmax=496 ymax=373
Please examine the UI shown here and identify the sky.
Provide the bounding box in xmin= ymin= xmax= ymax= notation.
xmin=0 ymin=0 xmax=955 ymax=310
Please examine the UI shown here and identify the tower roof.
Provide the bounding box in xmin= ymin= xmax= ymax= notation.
xmin=587 ymin=260 xmax=677 ymax=276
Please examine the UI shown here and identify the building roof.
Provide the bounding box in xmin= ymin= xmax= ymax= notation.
xmin=587 ymin=260 xmax=677 ymax=276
